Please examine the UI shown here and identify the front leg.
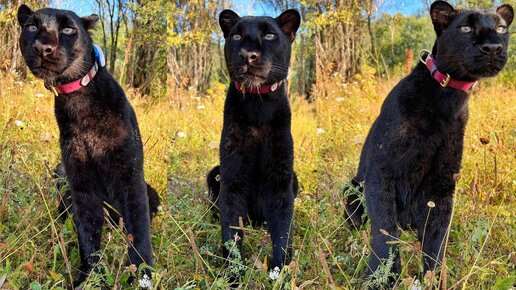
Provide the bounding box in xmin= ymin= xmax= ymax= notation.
xmin=71 ymin=190 xmax=104 ymax=286
xmin=417 ymin=194 xmax=453 ymax=275
xmin=265 ymin=128 xmax=295 ymax=269
xmin=365 ymin=170 xmax=401 ymax=277
xmin=120 ymin=180 xmax=153 ymax=270
xmin=417 ymin=122 xmax=463 ymax=279
xmin=264 ymin=187 xmax=294 ymax=269
xmin=218 ymin=151 xmax=251 ymax=271
xmin=63 ymin=161 xmax=105 ymax=287
xmin=219 ymin=179 xmax=249 ymax=263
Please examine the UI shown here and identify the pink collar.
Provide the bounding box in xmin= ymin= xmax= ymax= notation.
xmin=45 ymin=62 xmax=99 ymax=96
xmin=234 ymin=80 xmax=285 ymax=94
xmin=420 ymin=51 xmax=476 ymax=92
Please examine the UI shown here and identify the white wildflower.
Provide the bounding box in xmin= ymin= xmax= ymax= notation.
xmin=14 ymin=120 xmax=25 ymax=128
xmin=316 ymin=128 xmax=325 ymax=135
xmin=176 ymin=131 xmax=186 ymax=138
xmin=196 ymin=104 xmax=205 ymax=109
xmin=208 ymin=141 xmax=219 ymax=149
xmin=269 ymin=266 xmax=280 ymax=280
xmin=35 ymin=93 xmax=45 ymax=98
xmin=335 ymin=97 xmax=345 ymax=102
xmin=410 ymin=279 xmax=422 ymax=290
xmin=138 ymin=274 xmax=152 ymax=289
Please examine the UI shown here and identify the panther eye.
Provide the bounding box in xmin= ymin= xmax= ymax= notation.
xmin=264 ymin=33 xmax=276 ymax=41
xmin=61 ymin=27 xmax=76 ymax=35
xmin=496 ymin=25 xmax=508 ymax=34
xmin=232 ymin=34 xmax=241 ymax=41
xmin=460 ymin=26 xmax=472 ymax=33
xmin=27 ymin=25 xmax=38 ymax=32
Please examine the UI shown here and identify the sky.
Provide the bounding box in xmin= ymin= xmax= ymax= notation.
xmin=51 ymin=0 xmax=426 ymax=18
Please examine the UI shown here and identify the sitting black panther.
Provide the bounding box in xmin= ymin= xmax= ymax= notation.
xmin=17 ymin=5 xmax=160 ymax=287
xmin=344 ymin=1 xmax=513 ymax=286
xmin=206 ymin=9 xmax=301 ymax=277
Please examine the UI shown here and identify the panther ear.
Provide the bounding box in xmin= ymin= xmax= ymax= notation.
xmin=219 ymin=10 xmax=240 ymax=38
xmin=497 ymin=4 xmax=514 ymax=27
xmin=81 ymin=14 xmax=99 ymax=31
xmin=17 ymin=4 xmax=34 ymax=26
xmin=430 ymin=1 xmax=456 ymax=36
xmin=276 ymin=9 xmax=301 ymax=42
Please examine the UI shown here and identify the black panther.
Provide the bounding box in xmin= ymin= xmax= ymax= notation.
xmin=17 ymin=5 xmax=160 ymax=287
xmin=344 ymin=1 xmax=513 ymax=286
xmin=206 ymin=9 xmax=301 ymax=276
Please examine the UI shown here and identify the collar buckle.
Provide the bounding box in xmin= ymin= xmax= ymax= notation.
xmin=440 ymin=74 xmax=451 ymax=87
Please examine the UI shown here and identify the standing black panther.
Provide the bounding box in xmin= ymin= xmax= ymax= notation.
xmin=207 ymin=9 xmax=301 ymax=276
xmin=344 ymin=1 xmax=513 ymax=286
xmin=17 ymin=5 xmax=160 ymax=287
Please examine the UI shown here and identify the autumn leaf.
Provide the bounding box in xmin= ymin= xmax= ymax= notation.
xmin=23 ymin=256 xmax=34 ymax=272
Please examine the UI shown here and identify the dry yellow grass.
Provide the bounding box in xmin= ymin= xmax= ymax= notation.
xmin=0 ymin=69 xmax=514 ymax=289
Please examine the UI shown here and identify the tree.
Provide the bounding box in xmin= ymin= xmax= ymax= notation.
xmin=94 ymin=0 xmax=129 ymax=73
xmin=125 ymin=0 xmax=167 ymax=96
xmin=167 ymin=0 xmax=228 ymax=94
xmin=0 ymin=0 xmax=49 ymax=73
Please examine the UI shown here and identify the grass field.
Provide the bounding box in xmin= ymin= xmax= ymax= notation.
xmin=0 ymin=70 xmax=514 ymax=289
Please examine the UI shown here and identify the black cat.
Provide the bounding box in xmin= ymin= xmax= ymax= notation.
xmin=344 ymin=1 xmax=513 ymax=285
xmin=206 ymin=9 xmax=301 ymax=276
xmin=17 ymin=5 xmax=160 ymax=287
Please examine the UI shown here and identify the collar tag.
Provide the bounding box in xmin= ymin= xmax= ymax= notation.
xmin=80 ymin=74 xmax=91 ymax=86
xmin=49 ymin=86 xmax=59 ymax=96
xmin=93 ymin=44 xmax=106 ymax=67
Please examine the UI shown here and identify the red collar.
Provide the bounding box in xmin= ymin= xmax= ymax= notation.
xmin=420 ymin=50 xmax=477 ymax=92
xmin=233 ymin=80 xmax=285 ymax=94
xmin=45 ymin=62 xmax=99 ymax=96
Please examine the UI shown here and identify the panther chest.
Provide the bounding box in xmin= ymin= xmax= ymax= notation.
xmin=224 ymin=124 xmax=273 ymax=153
xmin=58 ymin=98 xmax=128 ymax=162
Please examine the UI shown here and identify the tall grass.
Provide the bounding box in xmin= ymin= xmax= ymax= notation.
xmin=0 ymin=70 xmax=514 ymax=289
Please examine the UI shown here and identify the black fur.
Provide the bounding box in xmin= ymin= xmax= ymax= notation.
xmin=18 ymin=5 xmax=160 ymax=286
xmin=344 ymin=1 xmax=513 ymax=285
xmin=55 ymin=163 xmax=160 ymax=224
xmin=207 ymin=165 xmax=299 ymax=225
xmin=207 ymin=9 xmax=301 ymax=274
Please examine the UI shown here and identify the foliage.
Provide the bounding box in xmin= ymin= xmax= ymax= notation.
xmin=125 ymin=0 xmax=168 ymax=97
xmin=372 ymin=13 xmax=434 ymax=74
xmin=0 ymin=67 xmax=514 ymax=288
xmin=167 ymin=0 xmax=228 ymax=94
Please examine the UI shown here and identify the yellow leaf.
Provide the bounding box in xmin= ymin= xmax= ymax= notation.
xmin=49 ymin=271 xmax=61 ymax=280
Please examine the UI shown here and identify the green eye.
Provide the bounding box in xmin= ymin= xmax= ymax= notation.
xmin=62 ymin=27 xmax=76 ymax=35
xmin=460 ymin=26 xmax=472 ymax=33
xmin=232 ymin=34 xmax=241 ymax=41
xmin=496 ymin=25 xmax=507 ymax=34
xmin=27 ymin=25 xmax=37 ymax=32
xmin=264 ymin=33 xmax=276 ymax=40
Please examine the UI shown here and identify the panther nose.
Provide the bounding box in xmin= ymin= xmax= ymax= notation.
xmin=33 ymin=42 xmax=56 ymax=57
xmin=239 ymin=50 xmax=261 ymax=64
xmin=480 ymin=43 xmax=502 ymax=55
